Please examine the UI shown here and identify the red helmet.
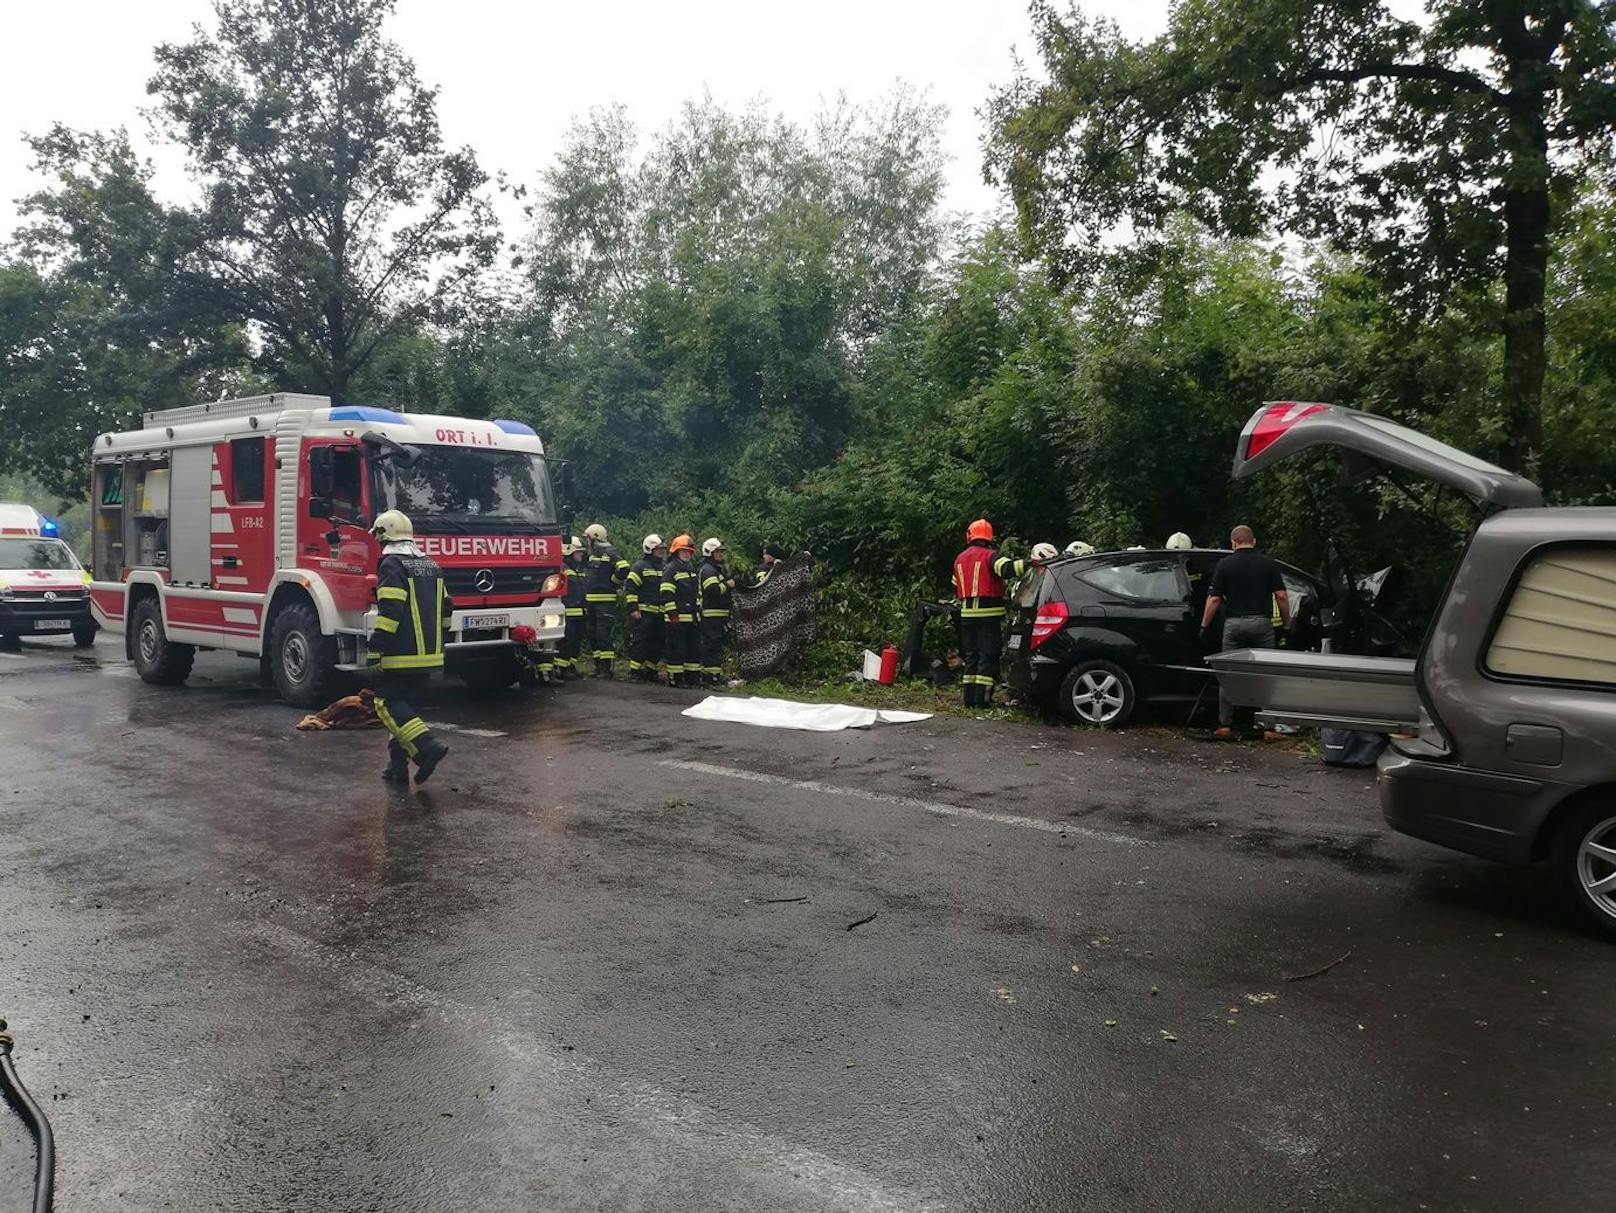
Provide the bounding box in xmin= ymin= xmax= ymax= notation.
xmin=966 ymin=519 xmax=994 ymax=542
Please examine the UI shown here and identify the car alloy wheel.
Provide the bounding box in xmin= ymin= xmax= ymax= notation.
xmin=1071 ymin=670 xmax=1125 ymax=724
xmin=1575 ymin=815 xmax=1616 ymax=924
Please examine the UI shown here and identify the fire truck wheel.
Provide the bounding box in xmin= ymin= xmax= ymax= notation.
xmin=130 ymin=597 xmax=195 ymax=685
xmin=459 ymin=650 xmax=521 ymax=694
xmin=269 ymin=600 xmax=338 ymax=708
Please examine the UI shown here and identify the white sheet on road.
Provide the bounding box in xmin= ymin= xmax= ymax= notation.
xmin=681 ymin=695 xmax=931 ymax=732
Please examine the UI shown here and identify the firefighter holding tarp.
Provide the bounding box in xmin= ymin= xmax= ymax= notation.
xmin=952 ymin=519 xmax=1025 ymax=708
xmin=367 ymin=510 xmax=451 ymax=785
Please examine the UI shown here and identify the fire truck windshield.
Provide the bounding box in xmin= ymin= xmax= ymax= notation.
xmin=371 ymin=447 xmax=558 ymax=531
xmin=0 ymin=537 xmax=79 ymax=570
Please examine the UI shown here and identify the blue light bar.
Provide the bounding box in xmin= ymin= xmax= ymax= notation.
xmin=493 ymin=419 xmax=536 ymax=437
xmin=329 ymin=405 xmax=407 ymax=425
xmin=39 ymin=516 xmax=60 ymax=538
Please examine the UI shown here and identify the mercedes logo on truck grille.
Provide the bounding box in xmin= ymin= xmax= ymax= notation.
xmin=473 ymin=568 xmax=496 ymax=593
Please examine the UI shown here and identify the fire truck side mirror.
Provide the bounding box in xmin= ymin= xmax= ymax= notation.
xmin=308 ymin=497 xmax=333 ymax=520
xmin=309 ymin=447 xmax=336 ymax=498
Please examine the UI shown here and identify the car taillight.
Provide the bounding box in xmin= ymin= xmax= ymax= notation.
xmin=1030 ymin=602 xmax=1069 ymax=649
xmin=541 ymin=572 xmax=564 ymax=595
xmin=1246 ymin=401 xmax=1327 ymax=460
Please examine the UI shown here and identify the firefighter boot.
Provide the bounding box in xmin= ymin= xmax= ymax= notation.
xmin=413 ymin=735 xmax=450 ymax=785
xmin=383 ymin=741 xmax=410 ymax=784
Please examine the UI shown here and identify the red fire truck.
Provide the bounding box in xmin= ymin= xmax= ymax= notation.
xmin=88 ymin=393 xmax=569 ymax=705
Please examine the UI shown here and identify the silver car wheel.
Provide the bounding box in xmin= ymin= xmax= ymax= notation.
xmin=281 ymin=630 xmax=310 ymax=685
xmin=138 ymin=617 xmax=160 ymax=664
xmin=1576 ymin=817 xmax=1616 ymax=921
xmin=1072 ymin=671 xmax=1125 ymax=724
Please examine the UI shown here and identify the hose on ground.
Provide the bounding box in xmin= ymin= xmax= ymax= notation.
xmin=0 ymin=1020 xmax=54 ymax=1213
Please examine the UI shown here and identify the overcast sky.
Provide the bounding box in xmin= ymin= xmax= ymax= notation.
xmin=0 ymin=0 xmax=1172 ymax=239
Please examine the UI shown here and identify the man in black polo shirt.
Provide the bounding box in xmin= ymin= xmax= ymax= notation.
xmin=1201 ymin=524 xmax=1290 ymax=739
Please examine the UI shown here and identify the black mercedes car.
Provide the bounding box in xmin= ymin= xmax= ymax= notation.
xmin=1005 ymin=547 xmax=1376 ymax=727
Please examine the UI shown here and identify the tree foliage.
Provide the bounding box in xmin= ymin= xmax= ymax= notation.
xmin=985 ymin=0 xmax=1616 ymax=478
xmin=147 ymin=0 xmax=499 ymax=397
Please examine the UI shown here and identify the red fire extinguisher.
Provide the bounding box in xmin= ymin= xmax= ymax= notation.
xmin=878 ymin=644 xmax=899 ymax=686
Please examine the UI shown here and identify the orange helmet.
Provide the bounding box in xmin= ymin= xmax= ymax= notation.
xmin=966 ymin=518 xmax=994 ymax=542
xmin=670 ymin=533 xmax=695 ymax=554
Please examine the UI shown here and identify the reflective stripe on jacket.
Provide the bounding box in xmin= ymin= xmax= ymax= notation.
xmin=369 ymin=552 xmax=453 ymax=671
xmin=952 ymin=542 xmax=1025 ymax=619
xmin=662 ymin=558 xmax=700 ymax=620
xmin=562 ymin=559 xmax=587 ymax=616
xmin=585 ymin=543 xmax=630 ymax=602
xmin=627 ymin=557 xmax=668 ymax=613
xmin=698 ymin=558 xmax=731 ymax=618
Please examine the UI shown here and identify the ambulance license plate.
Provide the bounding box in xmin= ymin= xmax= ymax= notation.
xmin=462 ymin=613 xmax=510 ymax=631
xmin=34 ymin=619 xmax=73 ymax=631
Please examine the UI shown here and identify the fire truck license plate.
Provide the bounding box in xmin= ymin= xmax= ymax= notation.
xmin=35 ymin=620 xmax=72 ymax=631
xmin=462 ymin=613 xmax=510 ymax=631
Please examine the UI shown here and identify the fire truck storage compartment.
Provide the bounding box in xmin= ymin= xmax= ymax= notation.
xmin=120 ymin=457 xmax=172 ymax=572
xmin=167 ymin=445 xmax=213 ymax=586
xmin=93 ymin=463 xmax=125 ymax=579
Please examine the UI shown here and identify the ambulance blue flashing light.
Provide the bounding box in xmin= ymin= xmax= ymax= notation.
xmin=329 ymin=405 xmax=407 ymax=425
xmin=40 ymin=516 xmax=60 ymax=538
xmin=493 ymin=419 xmax=536 ymax=437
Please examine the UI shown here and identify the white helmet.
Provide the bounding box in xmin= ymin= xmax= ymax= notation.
xmin=642 ymin=533 xmax=666 ymax=555
xmin=1030 ymin=542 xmax=1059 ymax=563
xmin=1064 ymin=540 xmax=1095 ymax=557
xmin=370 ymin=510 xmax=414 ymax=543
xmin=561 ymin=535 xmax=583 ymax=556
xmin=583 ymin=523 xmax=608 ymax=543
xmin=1165 ymin=531 xmax=1192 ymax=550
xmin=701 ymin=537 xmax=724 ymax=557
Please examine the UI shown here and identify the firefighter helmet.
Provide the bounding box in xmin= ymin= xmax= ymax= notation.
xmin=1165 ymin=531 xmax=1192 ymax=550
xmin=561 ymin=535 xmax=583 ymax=556
xmin=1065 ymin=540 xmax=1095 ymax=557
xmin=966 ymin=519 xmax=994 ymax=542
xmin=370 ymin=510 xmax=414 ymax=543
xmin=1030 ymin=542 xmax=1059 ymax=563
xmin=701 ymin=537 xmax=724 ymax=557
xmin=643 ymin=533 xmax=666 ymax=555
xmin=583 ymin=523 xmax=608 ymax=543
xmin=670 ymin=533 xmax=695 ymax=554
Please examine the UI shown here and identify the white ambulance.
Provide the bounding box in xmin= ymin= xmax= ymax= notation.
xmin=0 ymin=503 xmax=97 ymax=647
xmin=87 ymin=394 xmax=569 ymax=705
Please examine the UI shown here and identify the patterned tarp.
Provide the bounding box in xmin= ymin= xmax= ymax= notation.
xmin=731 ymin=553 xmax=816 ymax=677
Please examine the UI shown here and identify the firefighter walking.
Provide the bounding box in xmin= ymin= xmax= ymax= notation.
xmin=583 ymin=523 xmax=630 ymax=678
xmin=662 ymin=534 xmax=701 ymax=687
xmin=555 ymin=536 xmax=586 ymax=680
xmin=627 ymin=533 xmax=669 ymax=682
xmin=952 ymin=518 xmax=1025 ymax=708
xmin=697 ymin=538 xmax=734 ymax=686
xmin=367 ymin=510 xmax=452 ymax=784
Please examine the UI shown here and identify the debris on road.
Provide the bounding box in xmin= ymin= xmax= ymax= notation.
xmin=761 ymin=896 xmax=809 ymax=904
xmin=295 ymin=690 xmax=382 ymax=731
xmin=845 ymin=911 xmax=878 ymax=932
xmin=1245 ymin=991 xmax=1279 ymax=1004
xmin=1284 ymin=949 xmax=1355 ymax=982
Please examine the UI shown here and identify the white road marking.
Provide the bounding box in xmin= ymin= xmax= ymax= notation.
xmin=245 ymin=920 xmax=933 ymax=1212
xmin=430 ymin=721 xmax=507 ymax=738
xmin=662 ymin=759 xmax=1151 ymax=847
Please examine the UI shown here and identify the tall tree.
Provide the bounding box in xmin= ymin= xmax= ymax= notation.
xmin=147 ymin=0 xmax=498 ymax=399
xmin=985 ymin=0 xmax=1616 ymax=478
xmin=2 ymin=128 xmax=252 ymax=496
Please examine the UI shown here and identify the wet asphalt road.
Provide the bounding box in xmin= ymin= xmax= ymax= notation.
xmin=0 ymin=637 xmax=1612 ymax=1212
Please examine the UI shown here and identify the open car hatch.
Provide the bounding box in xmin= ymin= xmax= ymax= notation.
xmin=1232 ymin=402 xmax=1543 ymax=508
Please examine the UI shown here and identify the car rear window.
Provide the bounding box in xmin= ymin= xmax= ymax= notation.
xmin=1079 ymin=558 xmax=1184 ymax=602
xmin=1015 ymin=565 xmax=1047 ymax=607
